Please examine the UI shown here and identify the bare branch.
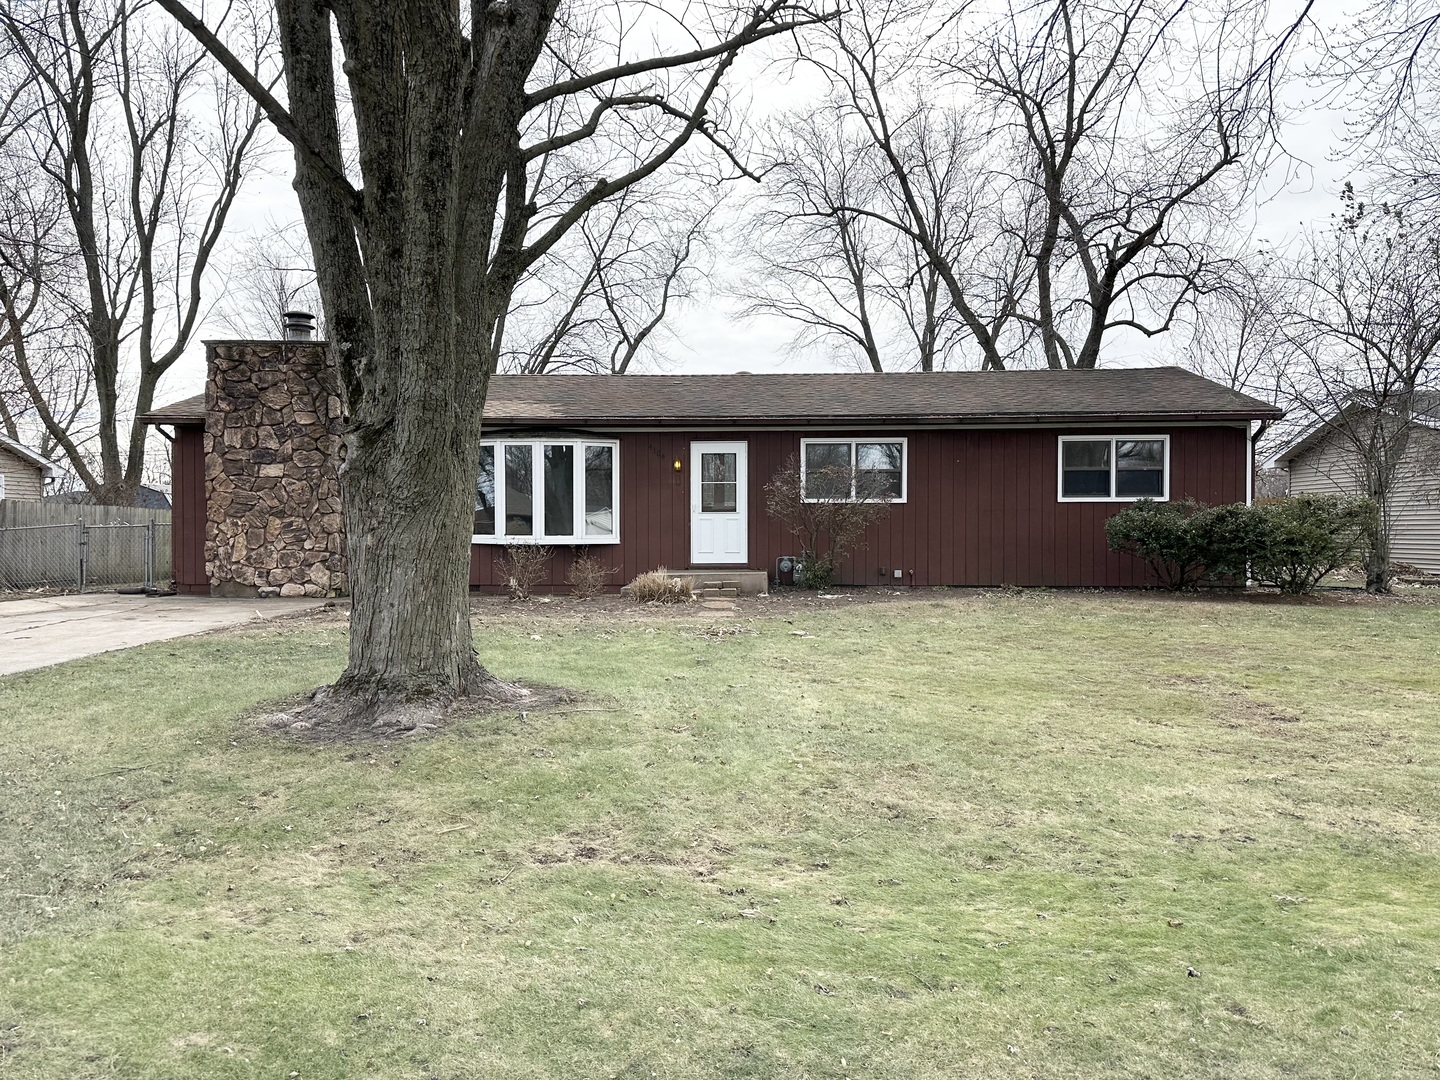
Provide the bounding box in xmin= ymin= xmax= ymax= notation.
xmin=152 ymin=0 xmax=361 ymax=214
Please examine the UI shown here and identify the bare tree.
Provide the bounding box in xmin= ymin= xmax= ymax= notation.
xmin=740 ymin=111 xmax=893 ymax=370
xmin=738 ymin=106 xmax=975 ymax=371
xmin=503 ymin=182 xmax=716 ymax=374
xmin=1325 ymin=0 xmax=1440 ymax=208
xmin=1275 ymin=187 xmax=1440 ymax=592
xmin=158 ymin=0 xmax=830 ymax=727
xmin=747 ymin=0 xmax=1298 ymax=370
xmin=0 ymin=144 xmax=93 ymax=452
xmin=0 ymin=0 xmax=267 ymax=503
xmin=216 ymin=219 xmax=324 ymax=339
xmin=0 ymin=34 xmax=92 ymax=459
xmin=744 ymin=12 xmax=1031 ymax=370
xmin=1174 ymin=250 xmax=1290 ymax=397
xmin=876 ymin=232 xmax=969 ymax=372
xmin=956 ymin=0 xmax=1274 ymax=369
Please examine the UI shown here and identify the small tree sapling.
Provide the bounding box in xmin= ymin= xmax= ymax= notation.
xmin=765 ymin=454 xmax=894 ymax=589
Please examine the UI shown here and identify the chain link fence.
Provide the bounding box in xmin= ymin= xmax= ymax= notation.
xmin=0 ymin=520 xmax=171 ymax=593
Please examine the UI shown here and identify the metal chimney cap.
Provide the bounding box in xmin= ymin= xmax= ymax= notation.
xmin=282 ymin=310 xmax=317 ymax=341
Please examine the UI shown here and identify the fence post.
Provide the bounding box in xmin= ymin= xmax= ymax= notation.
xmin=77 ymin=521 xmax=88 ymax=592
xmin=145 ymin=520 xmax=156 ymax=590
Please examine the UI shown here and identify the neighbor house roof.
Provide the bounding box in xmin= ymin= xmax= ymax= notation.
xmin=1263 ymin=391 xmax=1440 ymax=469
xmin=50 ymin=484 xmax=172 ymax=510
xmin=141 ymin=367 xmax=1282 ymax=428
xmin=0 ymin=433 xmax=57 ymax=477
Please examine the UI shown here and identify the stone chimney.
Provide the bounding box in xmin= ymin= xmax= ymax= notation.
xmin=204 ymin=335 xmax=347 ymax=597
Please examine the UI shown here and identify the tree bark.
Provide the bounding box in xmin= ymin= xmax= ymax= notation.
xmin=336 ymin=372 xmax=505 ymax=706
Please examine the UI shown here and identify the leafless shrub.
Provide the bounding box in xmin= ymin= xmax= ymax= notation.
xmin=495 ymin=544 xmax=553 ymax=600
xmin=765 ymin=455 xmax=895 ymax=589
xmin=627 ymin=568 xmax=692 ymax=604
xmin=565 ymin=551 xmax=616 ymax=599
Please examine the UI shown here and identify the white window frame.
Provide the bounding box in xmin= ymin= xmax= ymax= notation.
xmin=799 ymin=437 xmax=908 ymax=503
xmin=1057 ymin=434 xmax=1170 ymax=503
xmin=472 ymin=438 xmax=621 ymax=544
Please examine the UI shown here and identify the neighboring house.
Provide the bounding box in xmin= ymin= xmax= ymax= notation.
xmin=141 ymin=338 xmax=1281 ymax=595
xmin=1265 ymin=396 xmax=1440 ymax=574
xmin=49 ymin=485 xmax=173 ymax=510
xmin=0 ymin=434 xmax=56 ymax=501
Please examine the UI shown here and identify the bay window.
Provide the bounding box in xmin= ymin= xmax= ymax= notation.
xmin=800 ymin=438 xmax=907 ymax=502
xmin=1058 ymin=435 xmax=1169 ymax=501
xmin=474 ymin=438 xmax=619 ymax=543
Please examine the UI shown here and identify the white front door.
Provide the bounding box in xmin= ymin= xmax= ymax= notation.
xmin=690 ymin=441 xmax=748 ymax=565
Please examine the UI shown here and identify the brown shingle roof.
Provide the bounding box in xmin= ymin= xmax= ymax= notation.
xmin=138 ymin=394 xmax=206 ymax=425
xmin=141 ymin=367 xmax=1282 ymax=428
xmin=481 ymin=368 xmax=1280 ymax=425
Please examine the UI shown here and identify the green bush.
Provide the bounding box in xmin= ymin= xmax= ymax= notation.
xmin=794 ymin=554 xmax=838 ymax=591
xmin=1106 ymin=495 xmax=1378 ymax=594
xmin=1249 ymin=495 xmax=1378 ymax=594
xmin=1196 ymin=502 xmax=1270 ymax=580
xmin=1104 ymin=499 xmax=1209 ymax=590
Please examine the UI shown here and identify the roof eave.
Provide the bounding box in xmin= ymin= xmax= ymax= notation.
xmin=482 ymin=410 xmax=1282 ymax=428
xmin=0 ymin=434 xmax=59 ymax=475
xmin=138 ymin=415 xmax=205 ymax=426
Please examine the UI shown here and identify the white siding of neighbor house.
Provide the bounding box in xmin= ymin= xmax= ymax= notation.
xmin=0 ymin=445 xmax=46 ymax=501
xmin=1287 ymin=427 xmax=1440 ymax=573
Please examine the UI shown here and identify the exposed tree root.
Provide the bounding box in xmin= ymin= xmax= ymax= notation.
xmin=257 ymin=666 xmax=548 ymax=742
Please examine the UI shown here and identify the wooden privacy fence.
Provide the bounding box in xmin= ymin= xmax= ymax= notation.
xmin=0 ymin=500 xmax=171 ymax=528
xmin=0 ymin=500 xmax=172 ymax=591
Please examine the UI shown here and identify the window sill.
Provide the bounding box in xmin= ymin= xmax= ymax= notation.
xmin=800 ymin=498 xmax=907 ymax=505
xmin=1057 ymin=496 xmax=1169 ymax=504
xmin=471 ymin=536 xmax=621 ymax=545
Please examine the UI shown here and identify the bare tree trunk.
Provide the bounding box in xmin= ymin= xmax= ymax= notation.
xmin=336 ymin=373 xmax=510 ymax=708
xmin=163 ymin=0 xmax=826 ymax=729
xmin=1363 ymin=509 xmax=1393 ymax=593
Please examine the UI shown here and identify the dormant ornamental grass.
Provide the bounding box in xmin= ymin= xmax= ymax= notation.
xmin=0 ymin=591 xmax=1436 ymax=1078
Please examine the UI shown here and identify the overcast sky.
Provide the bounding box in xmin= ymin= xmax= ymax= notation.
xmin=153 ymin=21 xmax=1359 ymax=404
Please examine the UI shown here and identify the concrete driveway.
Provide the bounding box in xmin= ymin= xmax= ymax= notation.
xmin=0 ymin=593 xmax=328 ymax=677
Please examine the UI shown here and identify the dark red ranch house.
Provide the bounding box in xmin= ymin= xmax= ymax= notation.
xmin=142 ymin=341 xmax=1281 ymax=597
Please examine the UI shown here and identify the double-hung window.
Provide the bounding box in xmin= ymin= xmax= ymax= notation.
xmin=1058 ymin=435 xmax=1169 ymax=501
xmin=800 ymin=438 xmax=907 ymax=502
xmin=474 ymin=438 xmax=619 ymax=543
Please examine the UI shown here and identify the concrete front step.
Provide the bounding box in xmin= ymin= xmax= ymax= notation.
xmin=661 ymin=569 xmax=768 ymax=596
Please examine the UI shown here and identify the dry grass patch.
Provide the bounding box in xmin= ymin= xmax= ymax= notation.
xmin=625 ymin=567 xmax=693 ymax=603
xmin=1 ymin=592 xmax=1438 ymax=1078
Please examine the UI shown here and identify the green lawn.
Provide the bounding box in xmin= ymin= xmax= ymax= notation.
xmin=1 ymin=591 xmax=1438 ymax=1078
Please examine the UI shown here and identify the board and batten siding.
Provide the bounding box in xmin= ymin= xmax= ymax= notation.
xmin=171 ymin=426 xmax=210 ymax=593
xmin=1287 ymin=427 xmax=1440 ymax=573
xmin=0 ymin=445 xmax=46 ymax=501
xmin=469 ymin=424 xmax=1251 ymax=590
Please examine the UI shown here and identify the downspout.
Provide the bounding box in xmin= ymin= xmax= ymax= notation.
xmin=1247 ymin=419 xmax=1272 ymax=506
xmin=1245 ymin=418 xmax=1273 ymax=591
